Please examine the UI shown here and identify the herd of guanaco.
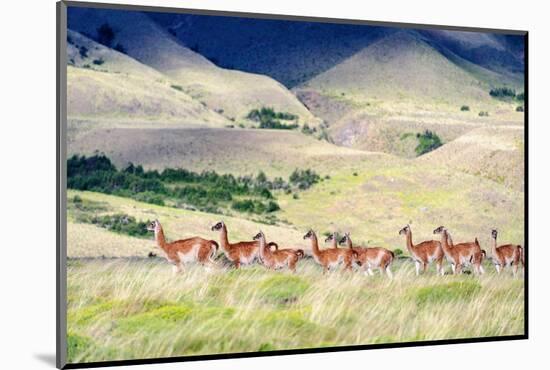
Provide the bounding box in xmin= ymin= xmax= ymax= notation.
xmin=146 ymin=220 xmax=524 ymax=277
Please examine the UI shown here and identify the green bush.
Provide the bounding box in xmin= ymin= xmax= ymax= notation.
xmin=170 ymin=84 xmax=183 ymax=92
xmin=516 ymin=92 xmax=525 ymax=101
xmin=460 ymin=105 xmax=470 ymax=111
xmin=415 ymin=130 xmax=443 ymax=156
xmin=479 ymin=111 xmax=489 ymax=117
xmin=78 ymin=46 xmax=88 ymax=58
xmin=92 ymin=58 xmax=105 ymax=66
xmin=289 ymin=169 xmax=320 ymax=190
xmin=516 ymin=106 xmax=524 ymax=112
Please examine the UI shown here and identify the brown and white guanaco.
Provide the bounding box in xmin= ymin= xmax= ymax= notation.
xmin=490 ymin=229 xmax=524 ymax=275
xmin=146 ymin=220 xmax=218 ymax=274
xmin=399 ymin=225 xmax=444 ymax=275
xmin=211 ymin=221 xmax=276 ymax=268
xmin=339 ymin=232 xmax=394 ymax=278
xmin=304 ymin=230 xmax=353 ymax=273
xmin=324 ymin=232 xmax=339 ymax=249
xmin=253 ymin=231 xmax=304 ymax=272
xmin=433 ymin=226 xmax=485 ymax=275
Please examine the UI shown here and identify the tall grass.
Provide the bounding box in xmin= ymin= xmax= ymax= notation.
xmin=67 ymin=258 xmax=524 ymax=364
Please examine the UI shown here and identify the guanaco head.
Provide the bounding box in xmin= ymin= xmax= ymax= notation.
xmin=491 ymin=229 xmax=498 ymax=239
xmin=303 ymin=229 xmax=315 ymax=240
xmin=399 ymin=225 xmax=410 ymax=235
xmin=324 ymin=232 xmax=337 ymax=243
xmin=433 ymin=226 xmax=446 ymax=235
xmin=211 ymin=221 xmax=225 ymax=231
xmin=252 ymin=231 xmax=265 ymax=241
xmin=146 ymin=219 xmax=161 ymax=232
xmin=338 ymin=232 xmax=350 ymax=246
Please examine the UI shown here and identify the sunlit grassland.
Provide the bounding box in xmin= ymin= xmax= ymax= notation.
xmin=278 ymin=160 xmax=524 ymax=251
xmin=66 ymin=258 xmax=524 ymax=364
xmin=67 ymin=190 xmax=310 ymax=258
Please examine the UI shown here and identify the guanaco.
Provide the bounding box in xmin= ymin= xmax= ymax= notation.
xmin=490 ymin=229 xmax=524 ymax=275
xmin=253 ymin=231 xmax=304 ymax=272
xmin=146 ymin=220 xmax=218 ymax=274
xmin=211 ymin=221 xmax=276 ymax=268
xmin=304 ymin=230 xmax=353 ymax=273
xmin=433 ymin=226 xmax=485 ymax=275
xmin=399 ymin=225 xmax=444 ymax=275
xmin=339 ymin=232 xmax=394 ymax=278
xmin=324 ymin=232 xmax=339 ymax=249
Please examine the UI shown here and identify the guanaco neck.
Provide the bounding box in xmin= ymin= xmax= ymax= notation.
xmin=331 ymin=236 xmax=337 ymax=249
xmin=219 ymin=225 xmax=230 ymax=251
xmin=310 ymin=233 xmax=321 ymax=256
xmin=405 ymin=229 xmax=415 ymax=254
xmin=155 ymin=225 xmax=168 ymax=251
xmin=345 ymin=236 xmax=353 ymax=249
xmin=258 ymin=235 xmax=267 ymax=260
xmin=440 ymin=230 xmax=453 ymax=255
xmin=491 ymin=235 xmax=498 ymax=256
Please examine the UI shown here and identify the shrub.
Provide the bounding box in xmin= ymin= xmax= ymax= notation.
xmin=415 ymin=130 xmax=442 ymax=156
xmin=170 ymin=84 xmax=183 ymax=92
xmin=479 ymin=111 xmax=489 ymax=117
xmin=92 ymin=58 xmax=105 ymax=66
xmin=289 ymin=169 xmax=320 ymax=190
xmin=301 ymin=124 xmax=316 ymax=135
xmin=516 ymin=106 xmax=524 ymax=112
xmin=78 ymin=46 xmax=88 ymax=58
xmin=460 ymin=105 xmax=470 ymax=111
xmin=516 ymin=92 xmax=525 ymax=101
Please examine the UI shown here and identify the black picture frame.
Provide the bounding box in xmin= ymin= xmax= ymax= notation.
xmin=56 ymin=1 xmax=528 ymax=368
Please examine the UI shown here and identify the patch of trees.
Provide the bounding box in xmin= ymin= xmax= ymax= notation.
xmin=415 ymin=130 xmax=443 ymax=156
xmin=84 ymin=212 xmax=151 ymax=238
xmin=489 ymin=87 xmax=524 ymax=102
xmin=68 ymin=155 xmax=321 ymax=216
xmin=247 ymin=107 xmax=299 ymax=130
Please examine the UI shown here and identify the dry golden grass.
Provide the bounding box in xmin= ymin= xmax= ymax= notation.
xmin=66 ymin=258 xmax=524 ymax=364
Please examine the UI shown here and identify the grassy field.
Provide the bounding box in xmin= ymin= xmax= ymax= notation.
xmin=66 ymin=257 xmax=524 ymax=364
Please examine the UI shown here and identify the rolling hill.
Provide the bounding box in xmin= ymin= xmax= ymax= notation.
xmin=67 ymin=31 xmax=230 ymax=127
xmin=300 ymin=31 xmax=518 ymax=105
xmin=67 ymin=8 xmax=318 ymax=124
xmin=149 ymin=13 xmax=524 ymax=88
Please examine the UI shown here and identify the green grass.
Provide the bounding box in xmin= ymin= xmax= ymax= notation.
xmin=66 ymin=258 xmax=524 ymax=363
